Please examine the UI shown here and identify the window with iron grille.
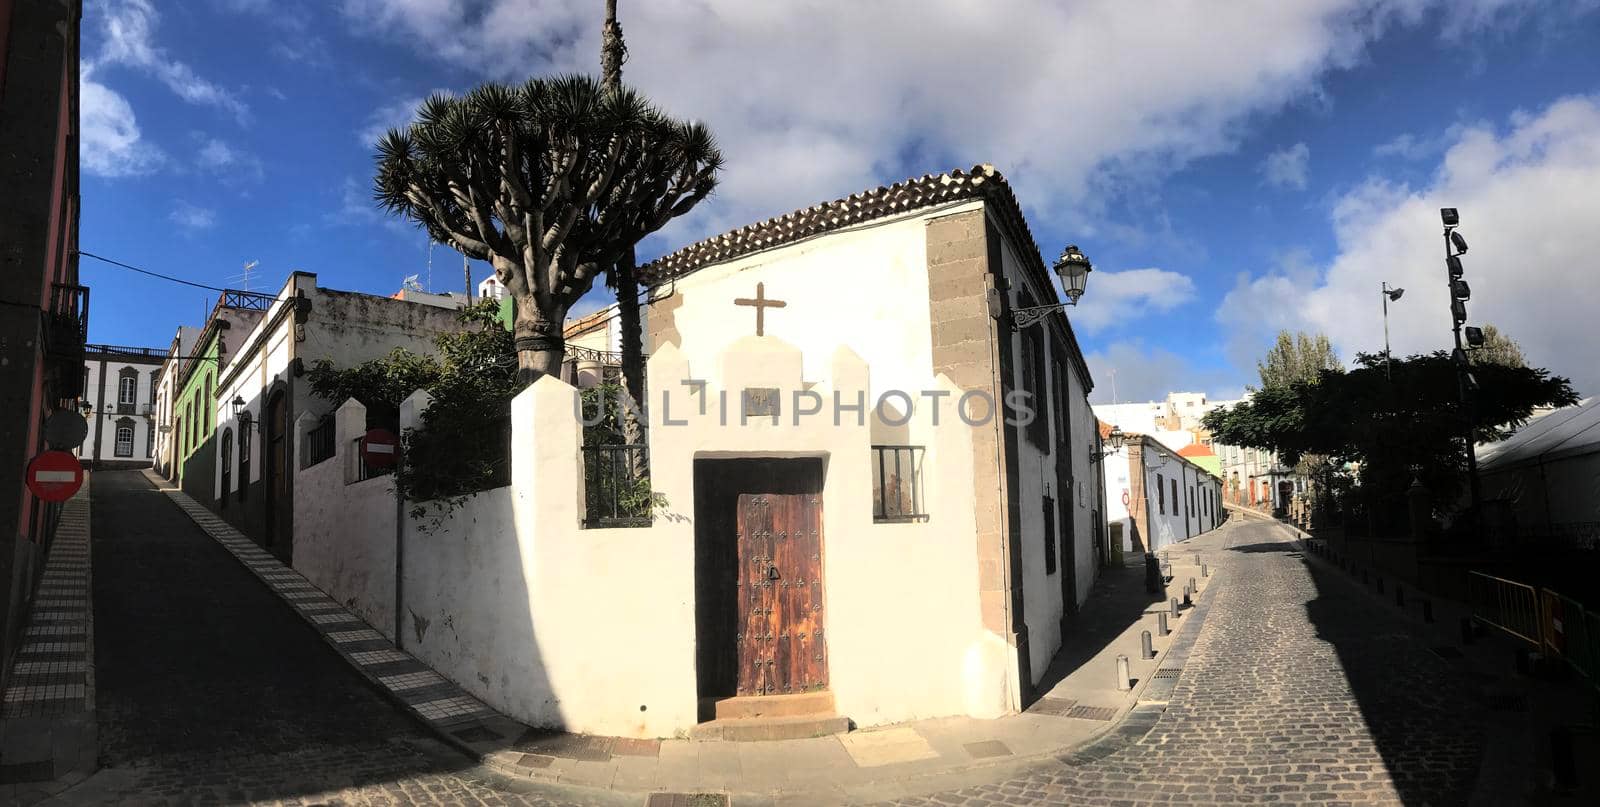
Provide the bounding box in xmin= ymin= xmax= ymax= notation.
xmin=582 ymin=444 xmax=651 ymax=527
xmin=872 ymin=445 xmax=927 ymax=522
xmin=303 ymin=418 xmax=336 ymax=468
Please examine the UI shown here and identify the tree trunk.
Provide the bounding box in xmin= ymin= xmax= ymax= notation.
xmin=512 ymin=302 xmax=566 ymax=386
xmin=614 ymin=248 xmax=647 ymax=455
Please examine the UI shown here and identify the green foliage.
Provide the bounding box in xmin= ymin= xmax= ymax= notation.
xmin=1256 ymin=331 xmax=1340 ymax=390
xmin=578 ymin=383 xmax=660 ymax=523
xmin=310 ymin=302 xmax=662 ymax=525
xmin=1203 ymin=351 xmax=1579 ymax=514
xmin=308 ymin=302 xmax=520 ymax=513
xmin=1471 ymin=323 xmax=1527 ymax=368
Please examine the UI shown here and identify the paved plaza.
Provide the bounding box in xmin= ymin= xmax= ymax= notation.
xmin=33 ymin=472 xmax=1523 ymax=805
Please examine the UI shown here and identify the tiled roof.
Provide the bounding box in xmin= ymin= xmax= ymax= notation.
xmin=1178 ymin=443 xmax=1216 ymax=458
xmin=639 ymin=164 xmax=1047 ymax=286
xmin=1098 ymin=420 xmax=1117 ymax=440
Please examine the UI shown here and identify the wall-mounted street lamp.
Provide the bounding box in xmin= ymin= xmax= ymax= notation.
xmin=1090 ymin=425 xmax=1126 ymax=463
xmin=1013 ymin=245 xmax=1093 ymax=330
xmin=231 ymin=395 xmax=266 ymax=434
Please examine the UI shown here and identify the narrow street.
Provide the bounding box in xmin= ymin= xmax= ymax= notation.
xmin=890 ymin=517 xmax=1488 ymax=806
xmin=75 ymin=470 xmax=606 ymax=806
xmin=63 ymin=473 xmax=1498 ymax=805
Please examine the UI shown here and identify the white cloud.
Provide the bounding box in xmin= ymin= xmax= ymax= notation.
xmin=1220 ymin=95 xmax=1600 ymax=396
xmin=170 ymin=201 xmax=217 ymax=231
xmin=1261 ymin=142 xmax=1311 ymax=190
xmin=335 ymin=0 xmax=1578 ymax=248
xmin=94 ymin=0 xmax=249 ymax=123
xmin=195 ymin=135 xmax=264 ymax=181
xmin=80 ymin=71 xmax=164 ymax=177
xmin=1069 ymin=268 xmax=1198 ymax=333
xmin=1084 ymin=341 xmax=1245 ymax=405
xmin=356 ymin=90 xmax=453 ymax=149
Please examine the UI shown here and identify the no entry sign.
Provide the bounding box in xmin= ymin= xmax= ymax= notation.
xmin=360 ymin=428 xmax=399 ymax=469
xmin=27 ymin=450 xmax=84 ymax=503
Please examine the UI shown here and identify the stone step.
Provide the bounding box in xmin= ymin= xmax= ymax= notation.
xmin=689 ymin=714 xmax=851 ymax=742
xmin=711 ymin=690 xmax=836 ymax=721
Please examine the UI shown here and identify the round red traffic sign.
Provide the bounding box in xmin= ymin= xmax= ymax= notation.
xmin=1121 ymin=489 xmax=1131 ymax=506
xmin=360 ymin=428 xmax=399 ymax=469
xmin=26 ymin=450 xmax=84 ymax=503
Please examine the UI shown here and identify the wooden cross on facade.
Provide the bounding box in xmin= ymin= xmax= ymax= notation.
xmin=734 ymin=282 xmax=786 ymax=336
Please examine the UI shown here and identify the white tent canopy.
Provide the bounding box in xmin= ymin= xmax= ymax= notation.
xmin=1477 ymin=398 xmax=1600 ymax=548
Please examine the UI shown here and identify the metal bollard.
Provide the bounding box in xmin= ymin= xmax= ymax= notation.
xmin=1157 ymin=611 xmax=1170 ymax=636
xmin=1141 ymin=630 xmax=1156 ymax=660
xmin=1116 ymin=654 xmax=1132 ymax=691
xmin=1396 ymin=585 xmax=1405 ymax=607
xmin=1183 ymin=585 xmax=1192 ymax=608
xmin=1376 ymin=577 xmax=1384 ymax=594
xmin=1201 ymin=562 xmax=1209 ymax=577
xmin=1460 ymin=616 xmax=1475 ymax=645
xmin=1361 ymin=569 xmax=1369 ymax=584
xmin=1422 ymin=599 xmax=1434 ymax=623
xmin=1170 ymin=597 xmax=1181 ymax=617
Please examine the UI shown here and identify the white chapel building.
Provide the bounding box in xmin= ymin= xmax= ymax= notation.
xmin=629 ymin=164 xmax=1110 ymax=726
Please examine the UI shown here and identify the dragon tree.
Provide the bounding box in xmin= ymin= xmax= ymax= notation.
xmin=373 ymin=77 xmax=722 ymax=383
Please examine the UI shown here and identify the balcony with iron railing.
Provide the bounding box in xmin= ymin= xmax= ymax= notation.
xmin=45 ymin=283 xmax=90 ymax=357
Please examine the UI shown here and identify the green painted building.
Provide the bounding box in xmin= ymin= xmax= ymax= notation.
xmin=166 ymin=292 xmax=270 ymax=502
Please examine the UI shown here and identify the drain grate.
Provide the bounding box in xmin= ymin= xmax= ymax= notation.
xmin=1066 ymin=704 xmax=1118 ymax=721
xmin=1027 ymin=696 xmax=1079 ymax=716
xmin=645 ymin=794 xmax=729 ymax=807
xmin=1152 ymin=668 xmax=1181 ymax=679
xmin=1430 ymin=646 xmax=1464 ymax=660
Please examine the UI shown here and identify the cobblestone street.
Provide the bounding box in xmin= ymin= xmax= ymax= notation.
xmin=55 ymin=474 xmax=1497 ymax=805
xmin=890 ymin=517 xmax=1486 ymax=806
xmin=68 ymin=470 xmax=615 ymax=807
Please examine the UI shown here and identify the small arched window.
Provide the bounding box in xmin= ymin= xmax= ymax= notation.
xmin=220 ymin=428 xmax=234 ymax=508
xmin=237 ymin=412 xmax=252 ymax=502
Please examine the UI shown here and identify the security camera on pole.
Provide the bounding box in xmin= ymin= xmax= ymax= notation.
xmin=1440 ymin=207 xmax=1485 ymax=528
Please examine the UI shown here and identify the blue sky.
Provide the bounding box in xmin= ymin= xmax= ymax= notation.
xmin=80 ymin=1 xmax=1600 ymax=401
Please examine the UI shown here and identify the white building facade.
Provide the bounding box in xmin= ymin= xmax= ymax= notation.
xmin=152 ymin=326 xmax=201 ymax=477
xmin=78 ymin=345 xmax=164 ymax=468
xmin=211 ymin=272 xmax=466 ymax=559
xmin=1102 ymin=432 xmax=1225 ymax=556
xmin=289 ymin=165 xmax=1112 ymax=738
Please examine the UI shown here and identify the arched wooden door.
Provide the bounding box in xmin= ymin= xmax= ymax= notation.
xmin=263 ymin=392 xmax=291 ymax=556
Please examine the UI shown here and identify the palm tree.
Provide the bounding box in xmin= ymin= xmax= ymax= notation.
xmin=373 ymin=76 xmax=722 ymax=383
xmin=602 ymin=0 xmax=647 ymax=444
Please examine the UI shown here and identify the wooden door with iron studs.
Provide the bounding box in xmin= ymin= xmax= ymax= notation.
xmin=735 ymin=492 xmax=826 ymax=695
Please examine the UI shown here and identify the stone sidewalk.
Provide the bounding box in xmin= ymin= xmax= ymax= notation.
xmin=0 ymin=480 xmax=97 ymax=804
xmin=149 ymin=468 xmax=1227 ymax=804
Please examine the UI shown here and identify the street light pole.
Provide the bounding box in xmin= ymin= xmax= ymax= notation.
xmin=1441 ymin=210 xmax=1483 ymax=529
xmin=1381 ymin=282 xmax=1404 ymax=380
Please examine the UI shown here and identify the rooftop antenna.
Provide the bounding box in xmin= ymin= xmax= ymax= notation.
xmin=426 ymin=239 xmax=434 ymax=293
xmin=464 ymin=254 xmax=472 ymax=301
xmin=401 ymin=273 xmax=424 ymax=293
xmin=225 ymin=259 xmax=260 ymax=292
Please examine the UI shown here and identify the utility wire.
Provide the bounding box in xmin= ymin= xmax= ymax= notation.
xmin=76 ymin=250 xmax=231 ymax=293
